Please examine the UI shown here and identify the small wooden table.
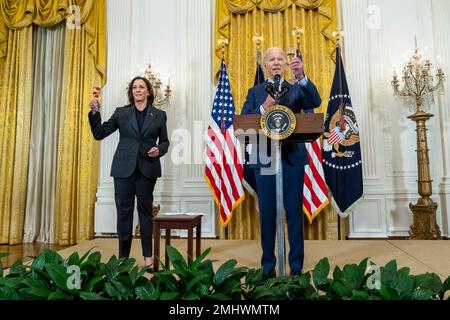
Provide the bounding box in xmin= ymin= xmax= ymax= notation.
xmin=153 ymin=214 xmax=202 ymax=271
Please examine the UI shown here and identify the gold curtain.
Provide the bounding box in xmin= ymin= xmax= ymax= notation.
xmin=0 ymin=27 xmax=33 ymax=245
xmin=215 ymin=0 xmax=347 ymax=240
xmin=0 ymin=0 xmax=106 ymax=245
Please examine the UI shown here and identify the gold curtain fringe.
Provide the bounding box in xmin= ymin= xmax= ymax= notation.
xmin=0 ymin=0 xmax=106 ymax=84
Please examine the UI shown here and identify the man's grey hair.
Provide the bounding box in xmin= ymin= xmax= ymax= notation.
xmin=263 ymin=47 xmax=288 ymax=65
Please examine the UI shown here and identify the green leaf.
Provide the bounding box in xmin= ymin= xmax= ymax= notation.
xmin=379 ymin=286 xmax=399 ymax=300
xmin=397 ymin=267 xmax=410 ymax=277
xmin=110 ymin=278 xmax=128 ymax=294
xmin=31 ymin=253 xmax=47 ymax=271
xmin=198 ymin=283 xmax=210 ymax=297
xmin=190 ymin=247 xmax=211 ymax=269
xmin=103 ymin=256 xmax=120 ymax=280
xmin=83 ymin=251 xmax=102 ymax=267
xmin=67 ymin=252 xmax=80 ymax=266
xmin=0 ymin=286 xmax=22 ymax=300
xmin=152 ymin=273 xmax=178 ymax=292
xmin=341 ymin=263 xmax=365 ymax=291
xmin=166 ymin=246 xmax=189 ymax=269
xmin=331 ymin=281 xmax=351 ymax=299
xmin=393 ymin=272 xmax=413 ymax=298
xmin=28 ymin=265 xmax=52 ymax=282
xmin=313 ymin=258 xmax=330 ymax=290
xmin=407 ymin=289 xmax=434 ymax=300
xmin=80 ymin=292 xmax=108 ymax=300
xmin=0 ymin=277 xmax=24 ymax=289
xmin=385 ymin=260 xmax=398 ymax=273
xmin=78 ymin=248 xmax=97 ymax=265
xmin=380 ymin=266 xmax=396 ymax=288
xmin=297 ymin=271 xmax=312 ymax=288
xmin=160 ymin=292 xmax=179 ymax=300
xmin=197 ymin=260 xmax=215 ymax=282
xmin=40 ymin=249 xmax=64 ymax=265
xmin=129 ymin=266 xmax=147 ymax=287
xmin=45 ymin=263 xmax=78 ymax=293
xmin=135 ymin=284 xmax=156 ymax=300
xmin=9 ymin=260 xmax=26 ymax=276
xmin=185 ymin=273 xmax=209 ymax=294
xmin=22 ymin=279 xmax=52 ymax=298
xmin=207 ymin=292 xmax=233 ymax=300
xmin=415 ymin=273 xmax=442 ymax=295
xmin=86 ymin=276 xmax=103 ymax=292
xmin=118 ymin=258 xmax=136 ymax=274
xmin=104 ymin=282 xmax=120 ymax=299
xmin=332 ymin=266 xmax=343 ymax=282
xmin=213 ymin=260 xmax=238 ymax=286
xmin=47 ymin=291 xmax=73 ymax=300
xmin=358 ymin=258 xmax=369 ymax=276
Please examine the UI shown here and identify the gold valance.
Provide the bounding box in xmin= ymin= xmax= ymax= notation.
xmin=215 ymin=0 xmax=335 ymax=78
xmin=224 ymin=0 xmax=324 ymax=13
xmin=0 ymin=0 xmax=106 ymax=84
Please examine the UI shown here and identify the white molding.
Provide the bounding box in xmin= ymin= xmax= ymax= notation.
xmin=431 ymin=0 xmax=450 ymax=237
xmin=349 ymin=197 xmax=386 ymax=237
xmin=342 ymin=0 xmax=380 ymax=180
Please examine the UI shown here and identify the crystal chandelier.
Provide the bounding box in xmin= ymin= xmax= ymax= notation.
xmin=391 ymin=39 xmax=445 ymax=240
xmin=128 ymin=64 xmax=172 ymax=107
xmin=392 ymin=42 xmax=444 ymax=113
xmin=143 ymin=64 xmax=172 ymax=107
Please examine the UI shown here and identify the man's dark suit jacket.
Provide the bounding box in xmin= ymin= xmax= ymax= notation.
xmin=241 ymin=80 xmax=322 ymax=167
xmin=89 ymin=105 xmax=169 ymax=178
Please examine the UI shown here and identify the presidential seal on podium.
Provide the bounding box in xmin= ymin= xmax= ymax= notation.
xmin=260 ymin=105 xmax=297 ymax=140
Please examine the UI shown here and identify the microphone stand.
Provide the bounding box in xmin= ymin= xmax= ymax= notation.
xmin=264 ymin=78 xmax=291 ymax=277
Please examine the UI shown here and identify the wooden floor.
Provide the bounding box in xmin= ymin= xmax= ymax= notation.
xmin=0 ymin=243 xmax=67 ymax=268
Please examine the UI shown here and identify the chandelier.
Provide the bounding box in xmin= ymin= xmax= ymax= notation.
xmin=128 ymin=64 xmax=172 ymax=107
xmin=391 ymin=39 xmax=445 ymax=240
xmin=392 ymin=42 xmax=444 ymax=113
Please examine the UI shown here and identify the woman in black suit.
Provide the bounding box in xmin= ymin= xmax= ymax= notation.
xmin=88 ymin=77 xmax=170 ymax=272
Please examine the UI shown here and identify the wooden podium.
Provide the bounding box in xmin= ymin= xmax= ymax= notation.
xmin=233 ymin=113 xmax=324 ymax=143
xmin=234 ymin=112 xmax=324 ymax=275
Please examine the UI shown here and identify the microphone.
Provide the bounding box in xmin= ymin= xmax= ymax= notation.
xmin=274 ymin=74 xmax=281 ymax=93
xmin=265 ymin=82 xmax=276 ymax=100
xmin=280 ymin=81 xmax=291 ymax=97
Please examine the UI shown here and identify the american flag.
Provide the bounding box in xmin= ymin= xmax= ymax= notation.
xmin=297 ymin=48 xmax=329 ymax=223
xmin=303 ymin=138 xmax=329 ymax=223
xmin=327 ymin=127 xmax=345 ymax=145
xmin=205 ymin=59 xmax=245 ymax=226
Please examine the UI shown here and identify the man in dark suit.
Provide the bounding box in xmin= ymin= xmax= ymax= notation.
xmin=241 ymin=47 xmax=321 ymax=277
xmin=88 ymin=77 xmax=169 ymax=271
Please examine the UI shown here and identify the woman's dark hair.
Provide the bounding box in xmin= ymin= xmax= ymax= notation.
xmin=127 ymin=76 xmax=155 ymax=106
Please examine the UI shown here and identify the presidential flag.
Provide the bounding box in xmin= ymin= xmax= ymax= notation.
xmin=205 ymin=59 xmax=245 ymax=226
xmin=242 ymin=61 xmax=266 ymax=198
xmin=322 ymin=46 xmax=363 ymax=216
